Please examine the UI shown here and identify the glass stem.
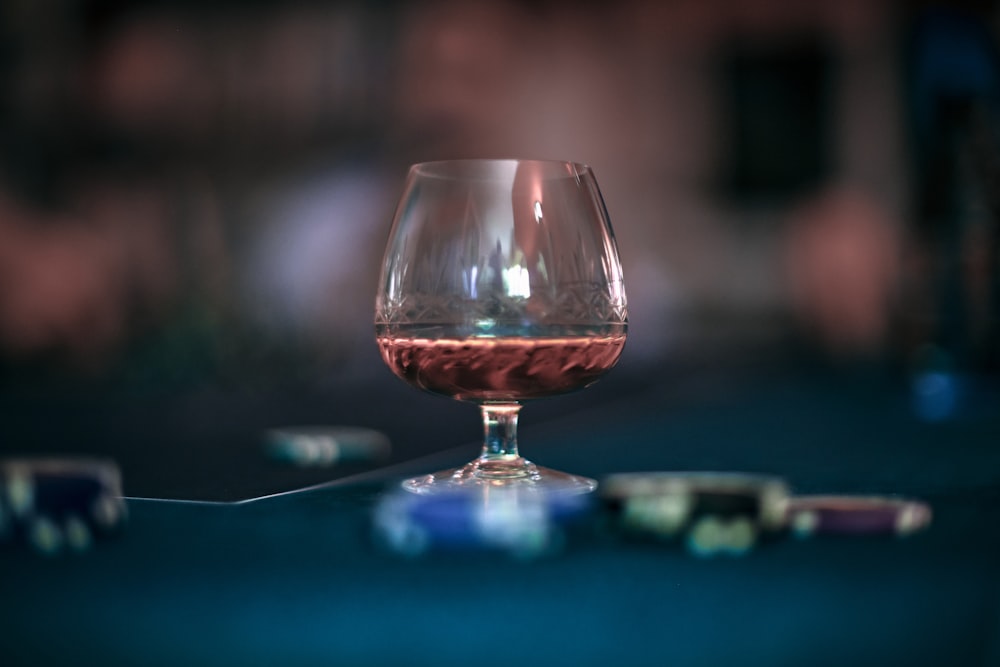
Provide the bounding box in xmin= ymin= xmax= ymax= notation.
xmin=480 ymin=402 xmax=522 ymax=461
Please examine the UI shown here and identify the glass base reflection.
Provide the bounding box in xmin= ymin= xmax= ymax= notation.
xmin=401 ymin=456 xmax=597 ymax=495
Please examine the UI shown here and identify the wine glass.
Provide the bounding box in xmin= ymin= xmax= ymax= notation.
xmin=374 ymin=159 xmax=627 ymax=494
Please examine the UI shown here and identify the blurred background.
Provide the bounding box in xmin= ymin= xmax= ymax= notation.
xmin=0 ymin=0 xmax=997 ymax=500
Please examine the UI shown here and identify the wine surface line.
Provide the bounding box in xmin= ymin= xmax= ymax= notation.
xmin=376 ymin=331 xmax=626 ymax=402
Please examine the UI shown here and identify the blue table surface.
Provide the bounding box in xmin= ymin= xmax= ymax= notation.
xmin=2 ymin=370 xmax=999 ymax=667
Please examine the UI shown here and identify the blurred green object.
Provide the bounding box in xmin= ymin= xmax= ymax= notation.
xmin=264 ymin=427 xmax=391 ymax=468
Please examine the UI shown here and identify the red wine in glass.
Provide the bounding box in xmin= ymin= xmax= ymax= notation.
xmin=376 ymin=326 xmax=626 ymax=402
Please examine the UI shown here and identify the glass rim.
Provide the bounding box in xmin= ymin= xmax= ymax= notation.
xmin=408 ymin=158 xmax=594 ymax=181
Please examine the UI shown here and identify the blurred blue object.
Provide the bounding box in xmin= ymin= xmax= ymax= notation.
xmin=911 ymin=6 xmax=1000 ymax=139
xmin=912 ymin=370 xmax=961 ymax=422
xmin=372 ymin=486 xmax=591 ymax=559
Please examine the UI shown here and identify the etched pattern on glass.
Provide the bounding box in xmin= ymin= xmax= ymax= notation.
xmin=375 ymin=283 xmax=626 ymax=328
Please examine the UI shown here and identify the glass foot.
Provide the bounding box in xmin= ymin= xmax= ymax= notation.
xmin=402 ymin=456 xmax=597 ymax=495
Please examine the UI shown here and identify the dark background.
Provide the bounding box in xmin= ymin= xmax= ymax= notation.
xmin=0 ymin=0 xmax=997 ymax=500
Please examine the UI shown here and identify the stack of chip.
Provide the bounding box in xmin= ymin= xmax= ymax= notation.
xmin=785 ymin=495 xmax=932 ymax=538
xmin=0 ymin=458 xmax=127 ymax=555
xmin=600 ymin=472 xmax=791 ymax=557
xmin=264 ymin=427 xmax=391 ymax=468
xmin=370 ymin=470 xmax=934 ymax=561
xmin=373 ymin=485 xmax=592 ymax=559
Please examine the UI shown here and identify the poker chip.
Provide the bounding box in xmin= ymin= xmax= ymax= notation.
xmin=28 ymin=516 xmax=63 ymax=555
xmin=600 ymin=472 xmax=791 ymax=557
xmin=63 ymin=515 xmax=93 ymax=552
xmin=7 ymin=467 xmax=34 ymax=517
xmin=687 ymin=516 xmax=757 ymax=557
xmin=0 ymin=458 xmax=126 ymax=555
xmin=786 ymin=495 xmax=932 ymax=537
xmin=373 ymin=486 xmax=592 ymax=559
xmin=264 ymin=427 xmax=391 ymax=467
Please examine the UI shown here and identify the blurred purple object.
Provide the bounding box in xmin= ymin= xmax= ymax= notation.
xmin=787 ymin=495 xmax=932 ymax=537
